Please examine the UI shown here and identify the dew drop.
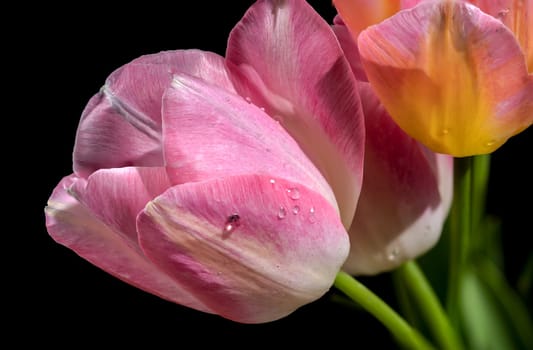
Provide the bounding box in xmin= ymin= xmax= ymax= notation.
xmin=277 ymin=206 xmax=287 ymax=219
xmin=387 ymin=247 xmax=399 ymax=261
xmin=308 ymin=206 xmax=316 ymax=223
xmin=497 ymin=8 xmax=510 ymax=19
xmin=292 ymin=205 xmax=300 ymax=215
xmin=485 ymin=140 xmax=496 ymax=147
xmin=223 ymin=214 xmax=240 ymax=235
xmin=245 ymin=96 xmax=252 ymax=103
xmin=286 ymin=187 xmax=301 ymax=200
xmin=269 ymin=178 xmax=276 ymax=185
xmin=260 ymin=107 xmax=265 ymax=112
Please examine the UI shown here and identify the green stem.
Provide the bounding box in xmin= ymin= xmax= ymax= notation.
xmin=471 ymin=154 xmax=490 ymax=237
xmin=334 ymin=271 xmax=436 ymax=350
xmin=398 ymin=261 xmax=464 ymax=350
xmin=447 ymin=156 xmax=473 ymax=322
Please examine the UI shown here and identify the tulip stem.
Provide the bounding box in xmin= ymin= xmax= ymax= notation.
xmin=447 ymin=156 xmax=473 ymax=325
xmin=397 ymin=261 xmax=464 ymax=350
xmin=334 ymin=270 xmax=436 ymax=350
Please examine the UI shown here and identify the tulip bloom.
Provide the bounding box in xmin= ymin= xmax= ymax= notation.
xmin=332 ymin=14 xmax=453 ymax=275
xmin=45 ymin=0 xmax=364 ymax=323
xmin=335 ymin=0 xmax=533 ymax=157
xmin=45 ymin=0 xmax=455 ymax=323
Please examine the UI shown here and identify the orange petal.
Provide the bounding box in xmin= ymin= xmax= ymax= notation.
xmin=358 ymin=1 xmax=533 ymax=156
xmin=333 ymin=0 xmax=402 ymax=35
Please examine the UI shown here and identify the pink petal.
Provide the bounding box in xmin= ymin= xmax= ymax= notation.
xmin=45 ymin=175 xmax=211 ymax=312
xmin=74 ymin=50 xmax=233 ymax=178
xmin=344 ymin=84 xmax=453 ymax=275
xmin=162 ymin=73 xmax=337 ymax=213
xmin=332 ymin=22 xmax=368 ymax=81
xmin=358 ymin=1 xmax=533 ymax=156
xmin=226 ymin=0 xmax=365 ymax=227
xmin=69 ymin=167 xmax=172 ymax=242
xmin=131 ymin=49 xmax=236 ymax=92
xmin=467 ymin=0 xmax=532 ymax=72
xmin=137 ymin=174 xmax=349 ymax=323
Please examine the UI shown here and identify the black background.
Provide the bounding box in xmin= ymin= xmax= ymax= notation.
xmin=17 ymin=1 xmax=532 ymax=348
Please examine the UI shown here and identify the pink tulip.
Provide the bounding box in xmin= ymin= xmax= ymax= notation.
xmin=45 ymin=0 xmax=457 ymax=322
xmin=332 ymin=17 xmax=454 ymax=275
xmin=45 ymin=0 xmax=360 ymax=323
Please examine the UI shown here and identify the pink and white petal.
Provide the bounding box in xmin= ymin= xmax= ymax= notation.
xmin=467 ymin=0 xmax=532 ymax=72
xmin=73 ymin=89 xmax=163 ymax=179
xmin=137 ymin=174 xmax=349 ymax=323
xmin=130 ymin=49 xmax=236 ymax=92
xmin=226 ymin=0 xmax=365 ymax=227
xmin=70 ymin=167 xmax=172 ymax=242
xmin=343 ymin=85 xmax=453 ymax=275
xmin=45 ymin=174 xmax=211 ymax=313
xmin=74 ymin=50 xmax=234 ymax=178
xmin=358 ymin=1 xmax=533 ymax=156
xmin=162 ymin=74 xmax=337 ymax=214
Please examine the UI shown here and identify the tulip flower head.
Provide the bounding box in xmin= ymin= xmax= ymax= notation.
xmin=44 ymin=0 xmax=457 ymax=325
xmin=335 ymin=0 xmax=533 ymax=157
xmin=45 ymin=0 xmax=363 ymax=323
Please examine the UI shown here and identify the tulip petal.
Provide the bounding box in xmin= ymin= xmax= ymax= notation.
xmin=74 ymin=50 xmax=233 ymax=177
xmin=358 ymin=1 xmax=533 ymax=156
xmin=69 ymin=167 xmax=172 ymax=242
xmin=130 ymin=49 xmax=236 ymax=92
xmin=467 ymin=0 xmax=532 ymax=72
xmin=332 ymin=22 xmax=368 ymax=82
xmin=137 ymin=174 xmax=349 ymax=323
xmin=45 ymin=175 xmax=211 ymax=312
xmin=162 ymin=74 xmax=337 ymax=213
xmin=226 ymin=0 xmax=365 ymax=227
xmin=343 ymin=84 xmax=453 ymax=275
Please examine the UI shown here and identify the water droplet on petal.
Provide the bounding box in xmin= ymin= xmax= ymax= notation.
xmin=497 ymin=8 xmax=510 ymax=19
xmin=292 ymin=205 xmax=300 ymax=215
xmin=260 ymin=107 xmax=265 ymax=112
xmin=308 ymin=206 xmax=316 ymax=223
xmin=273 ymin=114 xmax=284 ymax=124
xmin=245 ymin=96 xmax=252 ymax=103
xmin=269 ymin=179 xmax=276 ymax=185
xmin=286 ymin=187 xmax=300 ymax=200
xmin=387 ymin=247 xmax=399 ymax=261
xmin=277 ymin=206 xmax=287 ymax=219
xmin=223 ymin=214 xmax=240 ymax=235
xmin=485 ymin=140 xmax=496 ymax=147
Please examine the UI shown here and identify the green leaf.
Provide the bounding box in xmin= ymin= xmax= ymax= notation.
xmin=460 ymin=268 xmax=527 ymax=350
xmin=475 ymin=259 xmax=533 ymax=350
